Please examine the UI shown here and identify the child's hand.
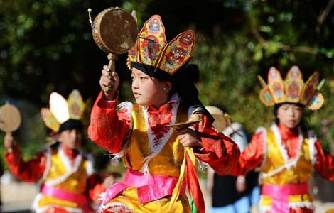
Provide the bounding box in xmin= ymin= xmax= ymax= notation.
xmin=99 ymin=65 xmax=119 ymax=100
xmin=4 ymin=133 xmax=16 ymax=153
xmin=177 ymin=128 xmax=202 ymax=148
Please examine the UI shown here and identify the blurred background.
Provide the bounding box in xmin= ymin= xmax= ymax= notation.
xmin=0 ymin=0 xmax=334 ymax=212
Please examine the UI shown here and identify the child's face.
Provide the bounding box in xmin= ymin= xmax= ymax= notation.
xmin=131 ymin=68 xmax=171 ymax=107
xmin=277 ymin=103 xmax=304 ymax=129
xmin=58 ymin=129 xmax=82 ymax=149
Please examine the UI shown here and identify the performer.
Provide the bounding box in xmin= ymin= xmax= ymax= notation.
xmin=88 ymin=15 xmax=240 ymax=213
xmin=4 ymin=90 xmax=102 ymax=213
xmin=237 ymin=66 xmax=334 ymax=213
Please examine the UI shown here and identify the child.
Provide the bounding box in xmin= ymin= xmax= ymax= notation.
xmin=4 ymin=90 xmax=101 ymax=213
xmin=88 ymin=15 xmax=240 ymax=213
xmin=237 ymin=66 xmax=334 ymax=212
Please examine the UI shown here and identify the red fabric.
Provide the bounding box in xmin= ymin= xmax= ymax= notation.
xmin=147 ymin=103 xmax=173 ymax=142
xmin=237 ymin=124 xmax=334 ymax=182
xmin=237 ymin=125 xmax=303 ymax=175
xmin=185 ymin=152 xmax=205 ymax=213
xmin=89 ymin=93 xmax=240 ymax=176
xmin=5 ymin=148 xmax=46 ymax=182
xmin=279 ymin=124 xmax=299 ymax=158
xmin=147 ymin=103 xmax=173 ymax=127
xmin=5 ymin=146 xmax=104 ymax=202
xmin=194 ymin=121 xmax=240 ymax=176
xmin=88 ymin=93 xmax=241 ymax=176
xmin=314 ymin=140 xmax=334 ymax=181
xmin=86 ymin=173 xmax=105 ymax=202
xmin=236 ymin=130 xmax=266 ymax=175
xmin=43 ymin=207 xmax=70 ymax=213
xmin=289 ymin=208 xmax=313 ymax=213
xmin=61 ymin=144 xmax=79 ymax=160
xmin=88 ymin=92 xmax=131 ymax=153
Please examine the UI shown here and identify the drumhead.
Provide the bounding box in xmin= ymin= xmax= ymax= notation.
xmin=0 ymin=103 xmax=21 ymax=132
xmin=93 ymin=8 xmax=137 ymax=54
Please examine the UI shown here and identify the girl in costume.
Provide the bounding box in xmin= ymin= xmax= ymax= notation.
xmin=4 ymin=90 xmax=103 ymax=213
xmin=88 ymin=15 xmax=240 ymax=213
xmin=237 ymin=66 xmax=334 ymax=212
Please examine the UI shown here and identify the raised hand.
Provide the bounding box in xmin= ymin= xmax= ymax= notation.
xmin=99 ymin=65 xmax=119 ymax=100
xmin=177 ymin=128 xmax=202 ymax=148
xmin=4 ymin=133 xmax=16 ymax=153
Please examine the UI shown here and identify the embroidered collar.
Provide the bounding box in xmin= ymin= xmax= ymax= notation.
xmin=271 ymin=123 xmax=303 ymax=163
xmin=58 ymin=146 xmax=82 ymax=173
xmin=44 ymin=146 xmax=83 ymax=186
xmin=141 ymin=93 xmax=180 ymax=173
xmin=261 ymin=124 xmax=304 ymax=179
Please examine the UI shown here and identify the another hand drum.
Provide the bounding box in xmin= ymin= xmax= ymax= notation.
xmin=0 ymin=103 xmax=22 ymax=135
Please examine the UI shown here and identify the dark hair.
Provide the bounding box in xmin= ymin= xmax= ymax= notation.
xmin=273 ymin=103 xmax=305 ymax=118
xmin=173 ymin=63 xmax=200 ymax=106
xmin=173 ymin=64 xmax=214 ymax=121
xmin=58 ymin=119 xmax=83 ymax=133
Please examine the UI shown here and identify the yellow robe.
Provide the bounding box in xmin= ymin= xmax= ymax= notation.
xmin=259 ymin=125 xmax=316 ymax=211
xmin=102 ymin=103 xmax=191 ymax=213
xmin=33 ymin=146 xmax=93 ymax=213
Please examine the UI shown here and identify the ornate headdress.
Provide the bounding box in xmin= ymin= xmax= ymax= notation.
xmin=41 ymin=90 xmax=85 ymax=132
xmin=258 ymin=66 xmax=324 ymax=110
xmin=127 ymin=15 xmax=195 ymax=80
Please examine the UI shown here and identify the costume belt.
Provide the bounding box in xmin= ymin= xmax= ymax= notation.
xmin=41 ymin=185 xmax=90 ymax=212
xmin=100 ymin=169 xmax=184 ymax=205
xmin=262 ymin=183 xmax=309 ymax=213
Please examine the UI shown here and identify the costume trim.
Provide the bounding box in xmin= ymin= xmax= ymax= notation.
xmin=32 ymin=193 xmax=83 ymax=213
xmin=141 ymin=94 xmax=180 ymax=174
xmin=41 ymin=148 xmax=52 ymax=182
xmin=307 ymin=131 xmax=317 ymax=165
xmin=100 ymin=201 xmax=133 ymax=213
xmin=44 ymin=147 xmax=82 ymax=186
xmin=257 ymin=127 xmax=268 ymax=171
xmin=261 ymin=124 xmax=303 ymax=179
xmin=113 ymin=102 xmax=133 ymax=159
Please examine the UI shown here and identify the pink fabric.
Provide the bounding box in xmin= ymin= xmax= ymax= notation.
xmin=101 ymin=169 xmax=181 ymax=204
xmin=41 ymin=185 xmax=88 ymax=207
xmin=262 ymin=183 xmax=309 ymax=213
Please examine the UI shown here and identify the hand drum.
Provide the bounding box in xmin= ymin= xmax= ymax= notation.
xmin=92 ymin=7 xmax=137 ymax=55
xmin=0 ymin=103 xmax=22 ymax=133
